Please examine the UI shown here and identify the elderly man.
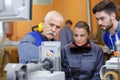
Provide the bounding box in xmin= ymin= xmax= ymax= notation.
xmin=18 ymin=11 xmax=64 ymax=63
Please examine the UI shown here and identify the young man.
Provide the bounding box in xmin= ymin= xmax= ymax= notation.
xmin=92 ymin=1 xmax=120 ymax=51
xmin=18 ymin=11 xmax=64 ymax=63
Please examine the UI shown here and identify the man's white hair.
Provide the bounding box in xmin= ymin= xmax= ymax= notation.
xmin=44 ymin=11 xmax=64 ymax=22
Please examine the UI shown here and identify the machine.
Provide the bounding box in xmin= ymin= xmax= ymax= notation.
xmin=100 ymin=57 xmax=120 ymax=80
xmin=4 ymin=41 xmax=65 ymax=80
xmin=100 ymin=36 xmax=120 ymax=80
xmin=0 ymin=0 xmax=65 ymax=79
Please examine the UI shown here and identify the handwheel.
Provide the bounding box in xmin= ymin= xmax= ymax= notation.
xmin=103 ymin=71 xmax=120 ymax=80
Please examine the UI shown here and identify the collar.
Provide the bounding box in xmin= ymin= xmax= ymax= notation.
xmin=115 ymin=20 xmax=120 ymax=33
xmin=106 ymin=20 xmax=120 ymax=35
xmin=70 ymin=40 xmax=92 ymax=53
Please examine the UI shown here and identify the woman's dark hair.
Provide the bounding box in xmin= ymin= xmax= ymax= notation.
xmin=92 ymin=1 xmax=117 ymax=15
xmin=74 ymin=21 xmax=90 ymax=34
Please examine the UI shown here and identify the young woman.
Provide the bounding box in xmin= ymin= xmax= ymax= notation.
xmin=61 ymin=21 xmax=105 ymax=80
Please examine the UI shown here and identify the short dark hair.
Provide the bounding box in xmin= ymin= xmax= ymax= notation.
xmin=74 ymin=21 xmax=90 ymax=34
xmin=65 ymin=20 xmax=72 ymax=25
xmin=92 ymin=1 xmax=117 ymax=15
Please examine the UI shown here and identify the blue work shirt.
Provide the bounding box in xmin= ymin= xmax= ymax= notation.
xmin=18 ymin=31 xmax=55 ymax=63
xmin=103 ymin=20 xmax=120 ymax=51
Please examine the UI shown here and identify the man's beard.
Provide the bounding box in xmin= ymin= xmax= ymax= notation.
xmin=100 ymin=19 xmax=113 ymax=31
xmin=106 ymin=19 xmax=113 ymax=31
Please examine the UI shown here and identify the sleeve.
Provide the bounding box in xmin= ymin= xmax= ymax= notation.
xmin=61 ymin=47 xmax=67 ymax=71
xmin=18 ymin=34 xmax=39 ymax=63
xmin=61 ymin=47 xmax=72 ymax=80
xmin=91 ymin=47 xmax=105 ymax=80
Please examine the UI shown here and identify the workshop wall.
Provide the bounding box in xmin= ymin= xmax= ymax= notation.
xmin=10 ymin=0 xmax=119 ymax=42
